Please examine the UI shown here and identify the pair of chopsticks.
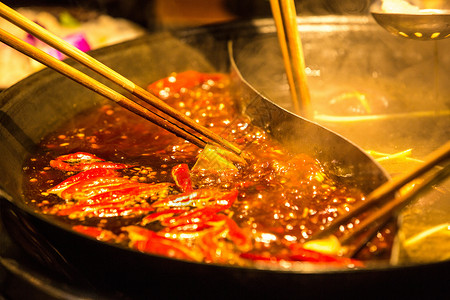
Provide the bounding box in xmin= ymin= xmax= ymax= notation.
xmin=0 ymin=3 xmax=241 ymax=156
xmin=310 ymin=141 xmax=450 ymax=257
xmin=269 ymin=0 xmax=311 ymax=118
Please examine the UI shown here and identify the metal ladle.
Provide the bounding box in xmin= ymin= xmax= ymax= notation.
xmin=370 ymin=0 xmax=450 ymax=41
xmin=370 ymin=0 xmax=448 ymax=110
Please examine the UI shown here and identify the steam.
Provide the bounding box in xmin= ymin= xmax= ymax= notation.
xmin=232 ymin=16 xmax=450 ymax=155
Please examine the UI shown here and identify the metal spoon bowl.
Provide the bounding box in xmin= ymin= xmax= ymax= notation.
xmin=371 ymin=10 xmax=450 ymax=41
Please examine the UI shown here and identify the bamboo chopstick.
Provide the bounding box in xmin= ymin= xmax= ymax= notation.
xmin=311 ymin=141 xmax=450 ymax=240
xmin=309 ymin=141 xmax=450 ymax=257
xmin=0 ymin=27 xmax=210 ymax=149
xmin=269 ymin=0 xmax=311 ymax=118
xmin=269 ymin=0 xmax=300 ymax=115
xmin=0 ymin=2 xmax=241 ymax=156
xmin=343 ymin=163 xmax=450 ymax=257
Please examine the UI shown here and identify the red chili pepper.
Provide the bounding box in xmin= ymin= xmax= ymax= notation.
xmin=239 ymin=252 xmax=278 ymax=262
xmin=56 ymin=192 xmax=158 ymax=216
xmin=198 ymin=227 xmax=227 ymax=263
xmin=141 ymin=208 xmax=187 ymax=225
xmin=51 ymin=161 xmax=133 ymax=171
xmin=55 ymin=152 xmax=105 ymax=162
xmin=215 ymin=189 xmax=238 ymax=210
xmin=72 ymin=225 xmax=116 ymax=241
xmin=166 ymin=222 xmax=213 ymax=232
xmin=59 ymin=176 xmax=133 ymax=201
xmin=288 ymin=247 xmax=344 ymax=263
xmin=86 ymin=182 xmax=173 ymax=203
xmin=50 ymin=152 xmax=132 ymax=171
xmin=160 ymin=206 xmax=222 ymax=227
xmin=288 ymin=244 xmax=364 ymax=267
xmin=214 ymin=214 xmax=251 ymax=251
xmin=56 ymin=199 xmax=130 ymax=216
xmin=240 ymin=246 xmax=363 ymax=267
xmin=60 ymin=203 xmax=155 ymax=218
xmin=171 ymin=163 xmax=193 ymax=193
xmin=72 ymin=225 xmax=105 ymax=238
xmin=91 ymin=206 xmax=155 ymax=218
xmin=151 ymin=188 xmax=238 ymax=209
xmin=47 ymin=168 xmax=118 ymax=194
xmin=123 ymin=225 xmax=203 ymax=261
xmin=55 ymin=182 xmax=171 ymax=217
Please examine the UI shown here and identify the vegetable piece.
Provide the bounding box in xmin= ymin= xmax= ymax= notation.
xmin=302 ymin=235 xmax=344 ymax=256
xmin=192 ymin=144 xmax=240 ymax=173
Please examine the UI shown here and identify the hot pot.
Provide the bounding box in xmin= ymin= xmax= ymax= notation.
xmin=0 ymin=17 xmax=449 ymax=298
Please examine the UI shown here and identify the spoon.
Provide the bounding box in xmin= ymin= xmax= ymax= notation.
xmin=370 ymin=0 xmax=450 ymax=41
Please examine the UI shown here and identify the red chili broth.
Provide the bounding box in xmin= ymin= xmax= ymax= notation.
xmin=22 ymin=71 xmax=393 ymax=266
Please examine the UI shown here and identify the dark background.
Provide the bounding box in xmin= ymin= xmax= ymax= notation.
xmin=2 ymin=0 xmax=373 ymax=30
